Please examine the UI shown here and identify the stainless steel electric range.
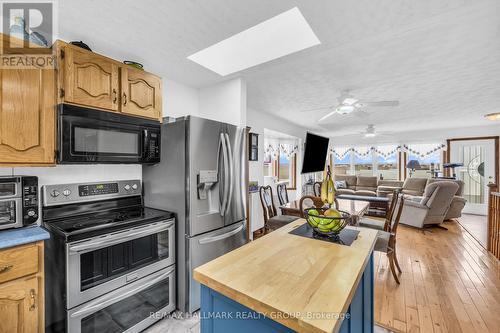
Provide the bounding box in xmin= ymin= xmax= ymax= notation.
xmin=42 ymin=180 xmax=176 ymax=333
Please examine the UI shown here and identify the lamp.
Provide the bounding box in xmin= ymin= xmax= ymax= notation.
xmin=406 ymin=160 xmax=421 ymax=177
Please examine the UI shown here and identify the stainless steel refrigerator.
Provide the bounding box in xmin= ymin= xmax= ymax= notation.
xmin=143 ymin=116 xmax=247 ymax=313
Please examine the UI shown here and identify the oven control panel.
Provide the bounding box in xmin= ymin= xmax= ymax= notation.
xmin=79 ymin=183 xmax=119 ymax=197
xmin=43 ymin=180 xmax=141 ymax=206
xmin=21 ymin=176 xmax=38 ymax=225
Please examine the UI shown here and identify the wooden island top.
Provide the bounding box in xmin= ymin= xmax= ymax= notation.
xmin=194 ymin=219 xmax=378 ymax=333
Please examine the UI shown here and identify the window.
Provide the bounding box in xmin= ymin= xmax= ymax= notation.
xmin=333 ymin=151 xmax=351 ymax=175
xmin=375 ymin=146 xmax=399 ymax=180
xmin=405 ymin=144 xmax=444 ymax=178
xmin=407 ymin=152 xmax=441 ymax=178
xmin=354 ymin=154 xmax=373 ymax=176
xmin=377 ymin=154 xmax=399 ymax=180
xmin=278 ymin=152 xmax=297 ymax=189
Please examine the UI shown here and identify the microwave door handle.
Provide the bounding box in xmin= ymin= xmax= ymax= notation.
xmin=143 ymin=129 xmax=148 ymax=158
xmin=70 ymin=266 xmax=174 ymax=319
xmin=68 ymin=220 xmax=174 ymax=253
xmin=224 ymin=133 xmax=234 ymax=216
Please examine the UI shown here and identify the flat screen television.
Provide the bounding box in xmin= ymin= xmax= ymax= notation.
xmin=301 ymin=132 xmax=330 ymax=174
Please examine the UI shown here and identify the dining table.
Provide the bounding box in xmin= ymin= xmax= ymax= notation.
xmin=280 ymin=198 xmax=370 ymax=225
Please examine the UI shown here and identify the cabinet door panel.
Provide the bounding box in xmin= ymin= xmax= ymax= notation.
xmin=0 ymin=68 xmax=55 ymax=165
xmin=64 ymin=47 xmax=119 ymax=111
xmin=0 ymin=277 xmax=38 ymax=333
xmin=121 ymin=68 xmax=161 ymax=120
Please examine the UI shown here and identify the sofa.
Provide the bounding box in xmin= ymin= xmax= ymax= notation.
xmin=398 ymin=181 xmax=459 ymax=228
xmin=386 ymin=177 xmax=466 ymax=220
xmin=334 ymin=175 xmax=379 ymax=196
xmin=334 ymin=175 xmax=467 ymax=220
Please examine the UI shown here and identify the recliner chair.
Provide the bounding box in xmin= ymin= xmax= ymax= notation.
xmin=398 ymin=181 xmax=459 ymax=228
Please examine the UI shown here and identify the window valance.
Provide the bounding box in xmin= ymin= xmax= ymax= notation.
xmin=331 ymin=143 xmax=445 ymax=160
xmin=403 ymin=143 xmax=446 ymax=158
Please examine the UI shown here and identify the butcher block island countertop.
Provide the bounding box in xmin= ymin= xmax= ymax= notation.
xmin=194 ymin=219 xmax=378 ymax=333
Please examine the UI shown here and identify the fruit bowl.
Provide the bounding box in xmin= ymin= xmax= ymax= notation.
xmin=304 ymin=207 xmax=352 ymax=237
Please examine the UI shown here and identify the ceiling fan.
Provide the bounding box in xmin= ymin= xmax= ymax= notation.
xmin=359 ymin=124 xmax=393 ymax=138
xmin=302 ymin=91 xmax=399 ymax=122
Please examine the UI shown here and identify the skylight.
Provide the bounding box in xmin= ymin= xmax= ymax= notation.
xmin=187 ymin=7 xmax=320 ymax=76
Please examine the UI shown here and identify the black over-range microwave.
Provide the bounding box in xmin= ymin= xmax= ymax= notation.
xmin=57 ymin=104 xmax=161 ymax=164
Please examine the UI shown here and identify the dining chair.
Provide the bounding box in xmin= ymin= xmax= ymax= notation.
xmin=373 ymin=192 xmax=405 ymax=284
xmin=359 ymin=189 xmax=401 ymax=231
xmin=259 ymin=186 xmax=298 ymax=232
xmin=313 ymin=182 xmax=322 ymax=196
xmin=298 ymin=195 xmax=326 ymax=218
xmin=276 ymin=183 xmax=289 ymax=206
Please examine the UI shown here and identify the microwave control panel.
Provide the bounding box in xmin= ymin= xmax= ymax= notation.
xmin=21 ymin=176 xmax=38 ymax=225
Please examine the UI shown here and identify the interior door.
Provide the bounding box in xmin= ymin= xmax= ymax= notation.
xmin=224 ymin=124 xmax=247 ymax=226
xmin=449 ymin=139 xmax=497 ymax=215
xmin=188 ymin=117 xmax=224 ymax=236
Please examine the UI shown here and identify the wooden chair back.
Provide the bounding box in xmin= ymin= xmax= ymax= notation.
xmin=389 ymin=193 xmax=405 ymax=238
xmin=313 ymin=182 xmax=322 ymax=196
xmin=298 ymin=195 xmax=325 ymax=218
xmin=384 ymin=189 xmax=402 ymax=231
xmin=259 ymin=186 xmax=277 ymax=224
xmin=276 ymin=183 xmax=289 ymax=206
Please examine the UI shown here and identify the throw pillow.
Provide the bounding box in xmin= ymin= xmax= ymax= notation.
xmin=335 ymin=180 xmax=347 ymax=189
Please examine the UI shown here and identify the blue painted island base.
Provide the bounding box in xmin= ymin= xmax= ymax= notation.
xmin=200 ymin=255 xmax=374 ymax=333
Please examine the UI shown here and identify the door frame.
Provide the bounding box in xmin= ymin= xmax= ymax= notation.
xmin=445 ymin=136 xmax=499 ymax=188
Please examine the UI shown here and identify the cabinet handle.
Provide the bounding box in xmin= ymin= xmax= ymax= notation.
xmin=29 ymin=289 xmax=36 ymax=311
xmin=123 ymin=93 xmax=127 ymax=106
xmin=113 ymin=89 xmax=117 ymax=103
xmin=0 ymin=265 xmax=13 ymax=274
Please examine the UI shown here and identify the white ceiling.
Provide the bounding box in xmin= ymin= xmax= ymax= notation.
xmin=58 ymin=0 xmax=500 ymax=138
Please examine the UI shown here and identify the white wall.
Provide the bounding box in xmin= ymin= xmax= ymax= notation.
xmin=198 ymin=78 xmax=247 ymax=126
xmin=163 ymin=78 xmax=199 ymax=119
xmin=246 ymin=107 xmax=309 ymax=234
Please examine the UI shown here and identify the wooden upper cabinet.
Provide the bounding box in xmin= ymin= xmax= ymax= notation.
xmin=0 ymin=276 xmax=39 ymax=333
xmin=56 ymin=41 xmax=163 ymax=121
xmin=60 ymin=45 xmax=119 ymax=111
xmin=120 ymin=67 xmax=162 ymax=120
xmin=0 ymin=68 xmax=55 ymax=165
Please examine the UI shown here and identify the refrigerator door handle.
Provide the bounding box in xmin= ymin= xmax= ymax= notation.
xmin=198 ymin=223 xmax=244 ymax=245
xmin=219 ymin=133 xmax=229 ymax=216
xmin=224 ymin=133 xmax=234 ymax=216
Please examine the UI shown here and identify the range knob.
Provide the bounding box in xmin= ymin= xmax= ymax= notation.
xmin=132 ymin=183 xmax=138 ymax=190
xmin=50 ymin=190 xmax=60 ymax=197
xmin=63 ymin=189 xmax=71 ymax=196
xmin=27 ymin=209 xmax=36 ymax=217
xmin=124 ymin=184 xmax=131 ymax=191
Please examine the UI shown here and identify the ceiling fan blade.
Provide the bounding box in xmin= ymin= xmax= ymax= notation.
xmin=318 ymin=109 xmax=339 ymax=122
xmin=353 ymin=110 xmax=369 ymax=118
xmin=355 ymin=101 xmax=399 ymax=107
xmin=300 ymin=105 xmax=335 ymax=113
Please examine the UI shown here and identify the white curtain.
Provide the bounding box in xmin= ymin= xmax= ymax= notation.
xmin=331 ymin=146 xmax=351 ymax=160
xmin=352 ymin=146 xmax=372 ymax=158
xmin=373 ymin=145 xmax=400 ymax=160
xmin=404 ymin=143 xmax=446 ymax=158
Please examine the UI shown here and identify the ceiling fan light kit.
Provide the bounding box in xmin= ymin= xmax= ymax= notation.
xmin=484 ymin=112 xmax=500 ymax=121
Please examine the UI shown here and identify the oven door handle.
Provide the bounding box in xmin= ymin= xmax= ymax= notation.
xmin=70 ymin=266 xmax=174 ymax=319
xmin=68 ymin=220 xmax=174 ymax=254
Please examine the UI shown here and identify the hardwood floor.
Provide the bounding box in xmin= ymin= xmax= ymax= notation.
xmin=457 ymin=214 xmax=488 ymax=248
xmin=374 ymin=219 xmax=500 ymax=333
